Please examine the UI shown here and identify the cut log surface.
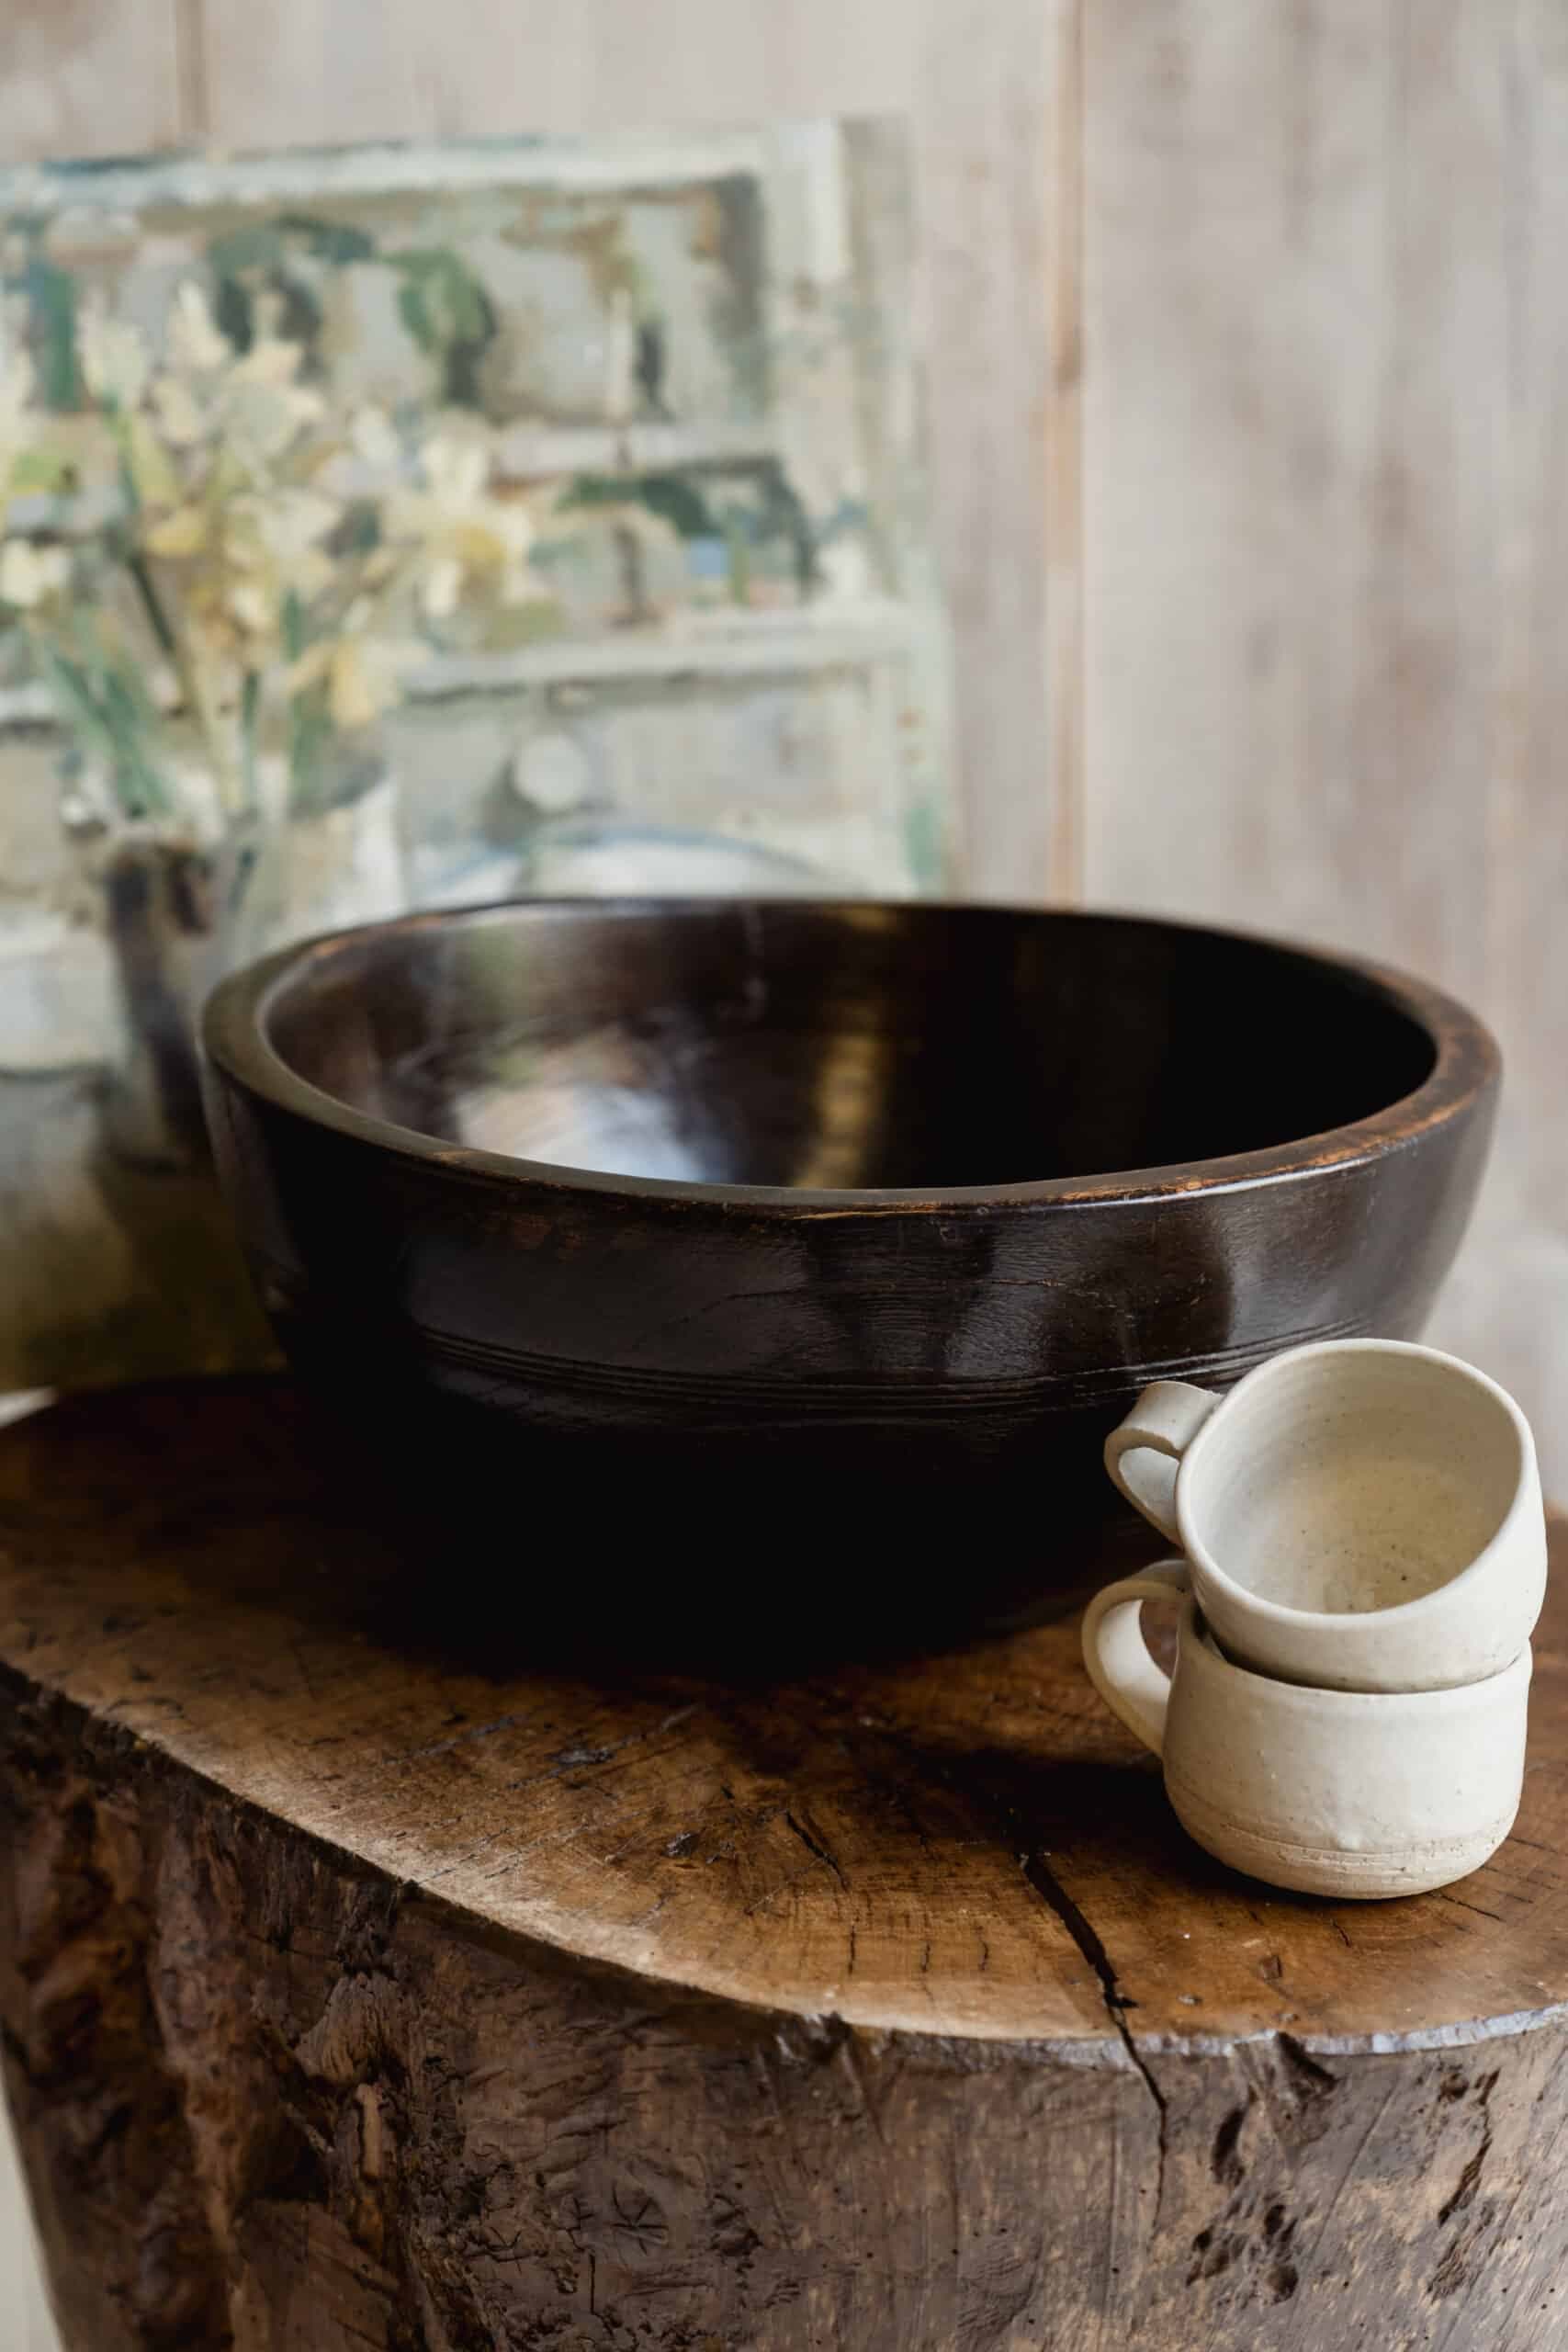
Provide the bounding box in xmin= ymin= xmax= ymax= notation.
xmin=2 ymin=1378 xmax=1567 ymax=2349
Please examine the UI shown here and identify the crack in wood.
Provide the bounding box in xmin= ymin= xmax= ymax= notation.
xmin=783 ymin=1808 xmax=847 ymax=1891
xmin=1438 ymin=2072 xmax=1497 ymax=2230
xmin=1018 ymin=1849 xmax=1168 ymax=2222
xmin=1436 ymin=1890 xmax=1506 ymax=1925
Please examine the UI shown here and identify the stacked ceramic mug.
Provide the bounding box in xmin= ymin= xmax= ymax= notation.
xmin=1081 ymin=1341 xmax=1547 ymax=1898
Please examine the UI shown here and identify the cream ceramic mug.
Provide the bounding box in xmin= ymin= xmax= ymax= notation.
xmin=1103 ymin=1340 xmax=1545 ymax=1693
xmin=1081 ymin=1559 xmax=1530 ymax=1897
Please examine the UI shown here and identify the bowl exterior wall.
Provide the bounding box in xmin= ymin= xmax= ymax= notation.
xmin=202 ymin=1052 xmax=1496 ymax=1633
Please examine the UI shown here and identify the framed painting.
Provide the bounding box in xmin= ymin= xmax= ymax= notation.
xmin=0 ymin=122 xmax=951 ymax=1386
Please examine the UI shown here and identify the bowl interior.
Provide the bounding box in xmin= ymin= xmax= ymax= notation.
xmin=261 ymin=902 xmax=1438 ymax=1191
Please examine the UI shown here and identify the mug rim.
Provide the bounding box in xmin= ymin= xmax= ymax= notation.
xmin=1172 ymin=1589 xmax=1533 ymax=1711
xmin=1174 ymin=1338 xmax=1536 ymax=1637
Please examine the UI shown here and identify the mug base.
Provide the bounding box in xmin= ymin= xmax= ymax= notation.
xmin=1167 ymin=1777 xmax=1516 ymax=1900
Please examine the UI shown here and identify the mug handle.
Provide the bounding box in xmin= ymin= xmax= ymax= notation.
xmin=1080 ymin=1557 xmax=1190 ymax=1757
xmin=1103 ymin=1379 xmax=1222 ymax=1543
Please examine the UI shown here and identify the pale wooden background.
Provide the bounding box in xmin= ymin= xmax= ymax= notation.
xmin=2 ymin=0 xmax=1565 ymax=2333
xmin=1079 ymin=0 xmax=1568 ymax=1487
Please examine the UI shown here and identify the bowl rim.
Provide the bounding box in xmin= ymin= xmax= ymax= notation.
xmin=202 ymin=897 xmax=1501 ymax=1215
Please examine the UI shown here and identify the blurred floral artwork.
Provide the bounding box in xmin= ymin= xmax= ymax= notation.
xmin=0 ymin=125 xmax=950 ymax=1387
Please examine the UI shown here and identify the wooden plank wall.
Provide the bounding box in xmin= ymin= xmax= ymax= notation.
xmin=0 ymin=0 xmax=183 ymax=159
xmin=1080 ymin=0 xmax=1568 ymax=1476
xmin=1 ymin=0 xmax=1564 ymax=1477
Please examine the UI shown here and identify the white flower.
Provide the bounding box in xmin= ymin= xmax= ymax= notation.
xmin=0 ymin=538 xmax=68 ymax=607
xmin=148 ymin=372 xmax=207 ymax=448
xmin=323 ymin=639 xmax=382 ymax=729
xmin=384 ymin=427 xmax=541 ymax=616
xmin=493 ymin=507 xmax=538 ymax=605
xmin=226 ymin=577 xmax=274 ymax=639
xmin=419 ymin=554 xmax=464 ymax=619
xmin=77 ymin=298 xmax=150 ymax=408
xmin=240 ymin=486 xmax=342 ymax=563
xmin=223 ymin=339 xmax=325 ymax=465
xmin=225 ymin=487 xmax=341 ymax=612
xmin=286 ymin=623 xmax=420 ymax=730
xmin=422 ymin=432 xmax=489 ymax=509
xmin=350 ymin=403 xmax=402 ymax=473
xmin=166 ymin=281 xmax=231 ymax=374
xmin=150 ymin=329 xmax=321 ymax=470
xmin=225 ymin=384 xmax=304 ymax=466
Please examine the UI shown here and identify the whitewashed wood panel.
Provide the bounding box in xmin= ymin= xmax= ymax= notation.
xmin=0 ymin=0 xmax=185 ymax=160
xmin=913 ymin=0 xmax=1078 ymax=895
xmin=197 ymin=0 xmax=916 ymax=153
xmin=1447 ymin=0 xmax=1568 ymax=1477
xmin=1084 ymin=0 xmax=1505 ymax=996
xmin=1081 ymin=0 xmax=1568 ymax=1477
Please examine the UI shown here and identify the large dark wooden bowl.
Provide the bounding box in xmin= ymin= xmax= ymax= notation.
xmin=203 ymin=900 xmax=1498 ymax=1652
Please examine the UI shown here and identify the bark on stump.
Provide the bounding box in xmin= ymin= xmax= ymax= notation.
xmin=2 ymin=1378 xmax=1566 ymax=2350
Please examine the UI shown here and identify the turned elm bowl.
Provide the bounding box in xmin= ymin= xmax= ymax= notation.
xmin=203 ymin=900 xmax=1498 ymax=1648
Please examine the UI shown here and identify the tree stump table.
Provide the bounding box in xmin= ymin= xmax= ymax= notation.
xmin=3 ymin=1379 xmax=1567 ymax=2351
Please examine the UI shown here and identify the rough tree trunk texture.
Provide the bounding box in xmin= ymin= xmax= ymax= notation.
xmin=2 ymin=1379 xmax=1567 ymax=2350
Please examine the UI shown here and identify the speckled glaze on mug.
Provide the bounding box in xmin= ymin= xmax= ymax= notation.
xmin=1104 ymin=1340 xmax=1545 ymax=1693
xmin=1080 ymin=1559 xmax=1530 ymax=1898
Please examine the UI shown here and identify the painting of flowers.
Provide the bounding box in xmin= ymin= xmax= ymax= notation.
xmin=0 ymin=123 xmax=948 ymax=1389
